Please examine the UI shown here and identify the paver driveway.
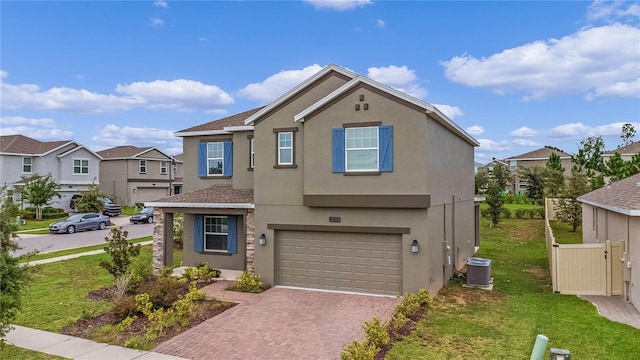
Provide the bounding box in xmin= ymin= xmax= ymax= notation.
xmin=153 ymin=281 xmax=400 ymax=360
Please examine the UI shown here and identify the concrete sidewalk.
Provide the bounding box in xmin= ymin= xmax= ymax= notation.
xmin=22 ymin=241 xmax=153 ymax=266
xmin=7 ymin=325 xmax=189 ymax=360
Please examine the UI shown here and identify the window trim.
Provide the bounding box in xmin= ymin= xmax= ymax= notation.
xmin=273 ymin=127 xmax=298 ymax=168
xmin=509 ymin=160 xmax=517 ymax=171
xmin=139 ymin=160 xmax=147 ymax=174
xmin=248 ymin=135 xmax=255 ymax=171
xmin=345 ymin=126 xmax=380 ymax=172
xmin=207 ymin=142 xmax=224 ymax=176
xmin=160 ymin=161 xmax=167 ymax=175
xmin=203 ymin=216 xmax=228 ymax=253
xmin=73 ymin=158 xmax=89 ymax=175
xmin=22 ymin=157 xmax=33 ymax=173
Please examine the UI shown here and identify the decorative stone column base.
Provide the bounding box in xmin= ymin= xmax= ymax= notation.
xmin=152 ymin=208 xmax=165 ymax=275
xmin=246 ymin=209 xmax=255 ymax=273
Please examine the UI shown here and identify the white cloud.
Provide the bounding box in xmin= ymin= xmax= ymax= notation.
xmin=237 ymin=64 xmax=324 ymax=102
xmin=465 ymin=125 xmax=484 ymax=136
xmin=513 ymin=138 xmax=542 ymax=147
xmin=150 ymin=18 xmax=164 ymax=27
xmin=376 ymin=19 xmax=385 ymax=28
xmin=367 ymin=65 xmax=427 ymax=99
xmin=588 ymin=0 xmax=640 ymax=22
xmin=0 ymin=70 xmax=7 ymax=79
xmin=304 ymin=0 xmax=373 ymax=11
xmin=1 ymin=78 xmax=234 ymax=113
xmin=442 ymin=24 xmax=640 ymax=100
xmin=91 ymin=124 xmax=181 ymax=154
xmin=477 ymin=139 xmax=511 ymax=152
xmin=154 ymin=0 xmax=168 ymax=8
xmin=115 ymin=79 xmax=234 ymax=111
xmin=0 ymin=116 xmax=73 ymax=140
xmin=510 ymin=126 xmax=539 ymax=137
xmin=433 ymin=104 xmax=463 ymax=120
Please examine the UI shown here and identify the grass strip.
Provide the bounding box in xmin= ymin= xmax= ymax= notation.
xmin=19 ymin=236 xmax=152 ymax=263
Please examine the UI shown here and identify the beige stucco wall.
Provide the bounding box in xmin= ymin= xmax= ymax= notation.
xmin=581 ymin=203 xmax=596 ymax=243
xmin=182 ymin=136 xmax=233 ymax=192
xmin=629 ymin=217 xmax=640 ymax=311
xmin=231 ymin=131 xmax=254 ymax=190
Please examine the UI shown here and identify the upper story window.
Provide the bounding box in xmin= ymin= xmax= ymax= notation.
xmin=160 ymin=161 xmax=167 ymax=175
xmin=250 ymin=138 xmax=255 ymax=169
xmin=509 ymin=160 xmax=517 ymax=171
xmin=139 ymin=160 xmax=147 ymax=174
xmin=332 ymin=123 xmax=393 ymax=174
xmin=273 ymin=127 xmax=298 ymax=168
xmin=197 ymin=141 xmax=233 ymax=177
xmin=73 ymin=159 xmax=89 ymax=174
xmin=22 ymin=157 xmax=33 ymax=173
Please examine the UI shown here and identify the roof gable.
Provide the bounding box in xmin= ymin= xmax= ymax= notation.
xmin=605 ymin=141 xmax=640 ymax=155
xmin=578 ymin=173 xmax=640 ymax=216
xmin=244 ymin=64 xmax=357 ymax=126
xmin=175 ymin=107 xmax=264 ymax=137
xmin=97 ymin=145 xmax=171 ymax=159
xmin=294 ymin=75 xmax=479 ymax=147
xmin=0 ymin=134 xmax=73 ymax=156
xmin=506 ymin=146 xmax=572 ymax=161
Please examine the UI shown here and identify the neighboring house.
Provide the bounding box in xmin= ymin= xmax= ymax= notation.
xmin=0 ymin=134 xmax=102 ymax=211
xmin=504 ymin=146 xmax=573 ymax=195
xmin=172 ymin=154 xmax=184 ymax=195
xmin=474 ymin=161 xmax=483 ymax=175
xmin=97 ymin=146 xmax=178 ymax=206
xmin=603 ymin=141 xmax=640 ymax=162
xmin=477 ymin=158 xmax=512 ymax=193
xmin=578 ymin=173 xmax=640 ymax=311
xmin=148 ymin=64 xmax=479 ymax=297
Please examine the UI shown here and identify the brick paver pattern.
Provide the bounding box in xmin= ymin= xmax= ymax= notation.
xmin=153 ymin=282 xmax=400 ymax=360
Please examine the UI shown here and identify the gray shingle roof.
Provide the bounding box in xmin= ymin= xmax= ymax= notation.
xmin=578 ymin=173 xmax=640 ymax=215
xmin=604 ymin=141 xmax=640 ymax=155
xmin=506 ymin=146 xmax=571 ymax=160
xmin=149 ymin=185 xmax=254 ymax=205
xmin=97 ymin=145 xmax=153 ymax=159
xmin=0 ymin=134 xmax=71 ymax=155
xmin=177 ymin=107 xmax=264 ymax=133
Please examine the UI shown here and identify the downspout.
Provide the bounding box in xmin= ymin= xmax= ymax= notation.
xmin=452 ymin=194 xmax=456 ymax=269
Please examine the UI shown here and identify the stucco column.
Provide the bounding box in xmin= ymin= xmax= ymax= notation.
xmin=152 ymin=208 xmax=165 ymax=275
xmin=163 ymin=212 xmax=174 ymax=268
xmin=246 ymin=209 xmax=255 ymax=272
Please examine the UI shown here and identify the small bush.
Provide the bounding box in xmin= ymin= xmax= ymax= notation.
xmin=501 ymin=207 xmax=512 ymax=219
xmin=515 ymin=208 xmax=527 ymax=219
xmin=363 ymin=317 xmax=389 ymax=349
xmin=535 ymin=208 xmax=545 ymax=219
xmin=110 ymin=274 xmax=132 ymax=302
xmin=136 ymin=276 xmax=182 ymax=309
xmin=182 ymin=263 xmax=221 ymax=283
xmin=340 ymin=340 xmax=378 ymax=360
xmin=387 ymin=312 xmax=410 ymax=338
xmin=112 ymin=296 xmax=139 ymax=323
xmin=226 ymin=271 xmax=265 ymax=293
xmin=480 ymin=208 xmax=489 ymax=218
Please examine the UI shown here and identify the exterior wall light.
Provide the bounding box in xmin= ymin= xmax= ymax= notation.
xmin=411 ymin=240 xmax=419 ymax=253
xmin=258 ymin=233 xmax=266 ymax=246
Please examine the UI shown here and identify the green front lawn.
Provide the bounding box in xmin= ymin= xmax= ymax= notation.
xmin=386 ymin=218 xmax=640 ymax=359
xmin=20 ymin=236 xmax=152 ymax=263
xmin=0 ymin=343 xmax=67 ymax=360
xmin=17 ymin=217 xmax=67 ymax=232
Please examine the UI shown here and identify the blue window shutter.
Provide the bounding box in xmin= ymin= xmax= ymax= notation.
xmin=379 ymin=125 xmax=394 ymax=172
xmin=227 ymin=216 xmax=237 ymax=254
xmin=198 ymin=143 xmax=207 ymax=177
xmin=223 ymin=141 xmax=233 ymax=176
xmin=194 ymin=215 xmax=204 ymax=252
xmin=332 ymin=128 xmax=345 ymax=173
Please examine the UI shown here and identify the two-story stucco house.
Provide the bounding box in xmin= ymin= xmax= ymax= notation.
xmin=504 ymin=146 xmax=573 ymax=195
xmin=148 ymin=64 xmax=479 ymax=297
xmin=0 ymin=134 xmax=102 ymax=211
xmin=97 ymin=146 xmax=179 ymax=206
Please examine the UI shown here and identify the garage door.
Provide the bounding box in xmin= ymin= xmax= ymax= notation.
xmin=136 ymin=187 xmax=168 ymax=203
xmin=278 ymin=231 xmax=402 ymax=295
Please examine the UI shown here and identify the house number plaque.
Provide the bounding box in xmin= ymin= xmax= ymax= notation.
xmin=329 ymin=216 xmax=342 ymax=223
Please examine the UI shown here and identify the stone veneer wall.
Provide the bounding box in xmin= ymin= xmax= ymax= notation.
xmin=152 ymin=207 xmax=165 ymax=275
xmin=246 ymin=209 xmax=255 ymax=272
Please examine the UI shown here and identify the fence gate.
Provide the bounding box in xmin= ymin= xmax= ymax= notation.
xmin=552 ymin=241 xmax=624 ymax=296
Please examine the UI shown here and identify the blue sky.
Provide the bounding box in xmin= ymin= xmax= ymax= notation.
xmin=1 ymin=0 xmax=639 ymax=163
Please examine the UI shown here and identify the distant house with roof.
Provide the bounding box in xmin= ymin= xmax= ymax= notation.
xmin=97 ymin=146 xmax=177 ymax=206
xmin=505 ymin=146 xmax=573 ymax=194
xmin=578 ymin=173 xmax=640 ymax=311
xmin=0 ymin=134 xmax=102 ymax=211
xmin=603 ymin=141 xmax=640 ymax=162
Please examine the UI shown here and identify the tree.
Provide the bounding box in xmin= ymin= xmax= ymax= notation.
xmin=20 ymin=174 xmax=60 ymax=220
xmin=475 ymin=169 xmax=490 ymax=195
xmin=604 ymin=153 xmax=627 ymax=183
xmin=0 ymin=186 xmax=33 ymax=341
xmin=572 ymin=136 xmax=606 ymax=190
xmin=626 ymin=153 xmax=640 ymax=176
xmin=75 ymin=182 xmax=106 ymax=214
xmin=518 ymin=167 xmax=545 ymax=204
xmin=620 ymin=123 xmax=637 ymax=147
xmin=99 ymin=227 xmax=141 ymax=280
xmin=491 ymin=164 xmax=511 ymax=193
xmin=546 ymin=153 xmax=564 ymax=172
xmin=545 ymin=153 xmax=565 ymax=197
xmin=485 ymin=180 xmax=504 ymax=227
xmin=555 ymin=170 xmax=590 ymax=232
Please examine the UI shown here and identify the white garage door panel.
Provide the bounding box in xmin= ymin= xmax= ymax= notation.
xmin=278 ymin=231 xmax=402 ymax=295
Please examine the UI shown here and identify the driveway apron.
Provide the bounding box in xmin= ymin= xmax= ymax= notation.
xmin=153 ymin=282 xmax=400 ymax=360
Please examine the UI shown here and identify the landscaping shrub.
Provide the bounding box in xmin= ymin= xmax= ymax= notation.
xmin=363 ymin=317 xmax=389 ymax=349
xmin=100 ymin=227 xmax=141 ymax=280
xmin=340 ymin=340 xmax=378 ymax=360
xmin=514 ymin=208 xmax=527 ymax=219
xmin=226 ymin=271 xmax=265 ymax=293
xmin=480 ymin=208 xmax=489 ymax=218
xmin=535 ymin=208 xmax=545 ymax=219
xmin=112 ymin=296 xmax=139 ymax=323
xmin=500 ymin=207 xmax=512 ymax=219
xmin=182 ymin=263 xmax=220 ymax=283
xmin=173 ymin=214 xmax=183 ymax=248
xmin=135 ymin=276 xmax=182 ymax=309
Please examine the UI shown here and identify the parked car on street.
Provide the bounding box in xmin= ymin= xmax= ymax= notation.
xmin=130 ymin=207 xmax=154 ymax=224
xmin=49 ymin=213 xmax=111 ymax=234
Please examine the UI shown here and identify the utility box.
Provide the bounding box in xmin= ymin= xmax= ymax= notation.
xmin=550 ymin=348 xmax=570 ymax=360
xmin=467 ymin=257 xmax=492 ymax=286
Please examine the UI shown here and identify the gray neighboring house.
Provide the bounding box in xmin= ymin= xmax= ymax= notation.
xmin=578 ymin=173 xmax=640 ymax=311
xmin=504 ymin=146 xmax=573 ymax=195
xmin=0 ymin=134 xmax=102 ymax=211
xmin=603 ymin=140 xmax=640 ymax=162
xmin=97 ymin=146 xmax=178 ymax=206
xmin=148 ymin=64 xmax=480 ymax=297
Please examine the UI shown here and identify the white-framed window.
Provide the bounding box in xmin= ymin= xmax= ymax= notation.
xmin=207 ymin=142 xmax=224 ymax=175
xmin=22 ymin=157 xmax=32 ymax=173
xmin=73 ymin=159 xmax=89 ymax=174
xmin=160 ymin=161 xmax=167 ymax=175
xmin=204 ymin=216 xmax=228 ymax=252
xmin=250 ymin=138 xmax=255 ymax=169
xmin=345 ymin=126 xmax=378 ymax=171
xmin=139 ymin=160 xmax=147 ymax=174
xmin=278 ymin=132 xmax=293 ymax=165
xmin=509 ymin=160 xmax=517 ymax=171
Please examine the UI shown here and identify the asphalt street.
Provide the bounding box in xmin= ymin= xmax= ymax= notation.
xmin=14 ymin=216 xmax=153 ymax=256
